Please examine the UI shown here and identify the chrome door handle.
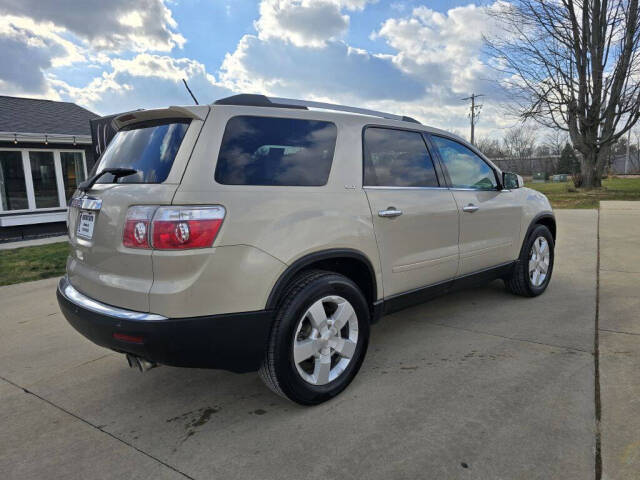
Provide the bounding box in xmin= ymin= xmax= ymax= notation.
xmin=462 ymin=204 xmax=479 ymax=213
xmin=378 ymin=207 xmax=403 ymax=218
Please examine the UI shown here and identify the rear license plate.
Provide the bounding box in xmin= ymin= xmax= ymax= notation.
xmin=77 ymin=211 xmax=96 ymax=239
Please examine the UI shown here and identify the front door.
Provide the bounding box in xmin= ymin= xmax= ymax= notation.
xmin=363 ymin=127 xmax=459 ymax=297
xmin=429 ymin=135 xmax=522 ymax=276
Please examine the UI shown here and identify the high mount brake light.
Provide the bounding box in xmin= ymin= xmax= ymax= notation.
xmin=122 ymin=206 xmax=225 ymax=250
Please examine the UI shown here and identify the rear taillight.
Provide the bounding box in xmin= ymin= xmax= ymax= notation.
xmin=152 ymin=206 xmax=225 ymax=250
xmin=123 ymin=206 xmax=156 ymax=249
xmin=122 ymin=205 xmax=225 ymax=250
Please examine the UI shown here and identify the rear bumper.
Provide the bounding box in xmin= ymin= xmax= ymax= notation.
xmin=57 ymin=277 xmax=273 ymax=373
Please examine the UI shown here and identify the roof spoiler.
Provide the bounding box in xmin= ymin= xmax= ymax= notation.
xmin=112 ymin=105 xmax=209 ymax=130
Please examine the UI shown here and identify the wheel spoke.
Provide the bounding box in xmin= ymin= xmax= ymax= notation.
xmin=332 ymin=301 xmax=355 ymax=331
xmin=307 ymin=300 xmax=328 ymax=331
xmin=539 ymin=239 xmax=547 ymax=254
xmin=331 ymin=338 xmax=357 ymax=359
xmin=531 ymin=269 xmax=539 ymax=286
xmin=534 ymin=239 xmax=542 ymax=256
xmin=294 ymin=338 xmax=321 ymax=364
xmin=313 ymin=353 xmax=331 ymax=384
xmin=529 ymin=259 xmax=537 ymax=274
xmin=539 ymin=259 xmax=549 ymax=273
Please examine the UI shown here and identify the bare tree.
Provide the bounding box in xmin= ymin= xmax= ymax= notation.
xmin=486 ymin=0 xmax=640 ymax=188
xmin=475 ymin=136 xmax=505 ymax=157
xmin=543 ymin=130 xmax=569 ymax=156
xmin=502 ymin=125 xmax=538 ymax=158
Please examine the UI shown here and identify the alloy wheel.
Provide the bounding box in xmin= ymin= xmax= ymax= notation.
xmin=292 ymin=295 xmax=359 ymax=386
xmin=529 ymin=236 xmax=550 ymax=287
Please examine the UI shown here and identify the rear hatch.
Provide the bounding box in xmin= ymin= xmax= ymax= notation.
xmin=67 ymin=105 xmax=209 ymax=311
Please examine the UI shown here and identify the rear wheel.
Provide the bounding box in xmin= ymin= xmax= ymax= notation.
xmin=259 ymin=270 xmax=370 ymax=405
xmin=505 ymin=224 xmax=554 ymax=297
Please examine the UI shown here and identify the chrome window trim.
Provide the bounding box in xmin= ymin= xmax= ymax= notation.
xmin=448 ymin=187 xmax=501 ymax=192
xmin=363 ymin=186 xmax=448 ymax=191
xmin=58 ymin=276 xmax=167 ymax=321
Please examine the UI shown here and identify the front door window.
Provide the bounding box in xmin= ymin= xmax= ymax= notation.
xmin=431 ymin=136 xmax=497 ymax=190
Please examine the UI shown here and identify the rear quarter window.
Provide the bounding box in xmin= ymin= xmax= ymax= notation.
xmin=215 ymin=116 xmax=337 ymax=186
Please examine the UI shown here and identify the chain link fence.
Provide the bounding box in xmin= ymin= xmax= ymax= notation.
xmin=489 ymin=154 xmax=640 ymax=176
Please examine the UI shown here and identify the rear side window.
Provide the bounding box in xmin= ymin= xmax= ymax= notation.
xmin=215 ymin=116 xmax=337 ymax=186
xmin=363 ymin=127 xmax=439 ymax=187
xmin=92 ymin=119 xmax=190 ymax=184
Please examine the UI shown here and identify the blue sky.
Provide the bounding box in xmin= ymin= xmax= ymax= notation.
xmin=0 ymin=0 xmax=513 ymax=138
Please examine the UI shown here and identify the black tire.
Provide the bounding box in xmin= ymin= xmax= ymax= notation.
xmin=505 ymin=224 xmax=555 ymax=297
xmin=259 ymin=270 xmax=370 ymax=405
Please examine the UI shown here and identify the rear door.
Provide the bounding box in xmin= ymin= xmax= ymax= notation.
xmin=363 ymin=127 xmax=459 ymax=297
xmin=428 ymin=134 xmax=522 ymax=276
xmin=67 ymin=107 xmax=208 ymax=311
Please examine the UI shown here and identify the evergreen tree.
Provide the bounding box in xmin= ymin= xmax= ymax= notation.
xmin=557 ymin=143 xmax=579 ymax=174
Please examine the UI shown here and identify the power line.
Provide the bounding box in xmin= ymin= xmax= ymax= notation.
xmin=461 ymin=93 xmax=484 ymax=145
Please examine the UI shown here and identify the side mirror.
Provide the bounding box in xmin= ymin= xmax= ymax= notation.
xmin=502 ymin=172 xmax=523 ymax=189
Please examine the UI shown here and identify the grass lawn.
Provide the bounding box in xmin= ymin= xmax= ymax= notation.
xmin=0 ymin=242 xmax=69 ymax=286
xmin=525 ymin=176 xmax=640 ymax=208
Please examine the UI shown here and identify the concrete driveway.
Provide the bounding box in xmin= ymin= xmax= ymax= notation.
xmin=0 ymin=205 xmax=637 ymax=479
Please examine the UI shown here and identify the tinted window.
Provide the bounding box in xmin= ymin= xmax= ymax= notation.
xmin=215 ymin=116 xmax=337 ymax=186
xmin=363 ymin=128 xmax=438 ymax=187
xmin=432 ymin=136 xmax=497 ymax=190
xmin=91 ymin=119 xmax=190 ymax=184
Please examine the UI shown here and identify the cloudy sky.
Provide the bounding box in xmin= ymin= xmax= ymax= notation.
xmin=0 ymin=0 xmax=516 ymax=138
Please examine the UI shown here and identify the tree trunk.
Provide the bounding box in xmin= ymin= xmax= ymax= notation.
xmin=580 ymin=150 xmax=603 ymax=188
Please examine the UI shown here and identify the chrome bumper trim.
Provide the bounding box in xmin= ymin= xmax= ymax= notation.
xmin=58 ymin=276 xmax=167 ymax=321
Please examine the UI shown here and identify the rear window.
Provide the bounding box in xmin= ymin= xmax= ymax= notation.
xmin=91 ymin=119 xmax=190 ymax=184
xmin=215 ymin=116 xmax=337 ymax=186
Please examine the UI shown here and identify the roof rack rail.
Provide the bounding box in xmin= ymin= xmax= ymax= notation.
xmin=213 ymin=94 xmax=421 ymax=124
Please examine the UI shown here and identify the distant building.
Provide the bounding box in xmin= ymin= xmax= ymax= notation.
xmin=0 ymin=96 xmax=99 ymax=241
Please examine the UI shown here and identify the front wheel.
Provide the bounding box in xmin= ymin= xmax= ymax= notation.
xmin=505 ymin=224 xmax=555 ymax=297
xmin=259 ymin=270 xmax=370 ymax=405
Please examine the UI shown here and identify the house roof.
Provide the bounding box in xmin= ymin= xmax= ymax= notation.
xmin=0 ymin=96 xmax=99 ymax=136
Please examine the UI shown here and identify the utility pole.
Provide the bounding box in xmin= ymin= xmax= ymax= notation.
xmin=461 ymin=93 xmax=484 ymax=145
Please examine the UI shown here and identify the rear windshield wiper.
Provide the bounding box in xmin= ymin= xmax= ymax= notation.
xmin=78 ymin=167 xmax=139 ymax=192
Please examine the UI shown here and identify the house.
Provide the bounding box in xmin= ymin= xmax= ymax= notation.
xmin=0 ymin=96 xmax=99 ymax=242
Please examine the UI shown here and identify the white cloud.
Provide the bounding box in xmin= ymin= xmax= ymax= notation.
xmin=220 ymin=35 xmax=424 ymax=101
xmin=0 ymin=15 xmax=85 ymax=96
xmin=373 ymin=3 xmax=504 ymax=100
xmin=255 ymin=0 xmax=372 ymax=47
xmin=52 ymin=54 xmax=230 ymax=114
xmin=0 ymin=0 xmax=189 ymax=104
xmin=0 ymin=0 xmax=185 ymax=53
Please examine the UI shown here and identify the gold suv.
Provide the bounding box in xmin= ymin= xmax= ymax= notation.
xmin=57 ymin=94 xmax=556 ymax=405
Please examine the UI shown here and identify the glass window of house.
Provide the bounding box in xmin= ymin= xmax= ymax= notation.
xmin=29 ymin=151 xmax=60 ymax=208
xmin=60 ymin=152 xmax=86 ymax=203
xmin=0 ymin=150 xmax=28 ymax=210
